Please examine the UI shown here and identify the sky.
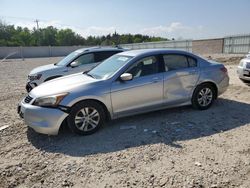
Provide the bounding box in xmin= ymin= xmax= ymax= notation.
xmin=0 ymin=0 xmax=250 ymax=39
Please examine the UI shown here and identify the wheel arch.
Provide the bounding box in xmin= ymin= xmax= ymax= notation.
xmin=194 ymin=81 xmax=218 ymax=99
xmin=69 ymin=99 xmax=111 ymax=121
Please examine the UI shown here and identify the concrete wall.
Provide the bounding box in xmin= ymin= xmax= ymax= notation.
xmin=192 ymin=38 xmax=224 ymax=54
xmin=0 ymin=46 xmax=87 ymax=59
xmin=50 ymin=46 xmax=87 ymax=57
xmin=121 ymin=40 xmax=192 ymax=52
xmin=1 ymin=34 xmax=250 ymax=59
xmin=0 ymin=47 xmax=23 ymax=59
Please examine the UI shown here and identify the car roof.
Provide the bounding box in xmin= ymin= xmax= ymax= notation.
xmin=75 ymin=47 xmax=125 ymax=54
xmin=119 ymin=49 xmax=194 ymax=57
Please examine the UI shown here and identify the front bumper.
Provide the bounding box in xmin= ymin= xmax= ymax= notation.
xmin=18 ymin=101 xmax=68 ymax=135
xmin=237 ymin=67 xmax=250 ymax=81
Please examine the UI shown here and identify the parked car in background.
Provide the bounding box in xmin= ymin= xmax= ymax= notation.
xmin=18 ymin=49 xmax=229 ymax=136
xmin=26 ymin=47 xmax=125 ymax=92
xmin=237 ymin=52 xmax=250 ymax=83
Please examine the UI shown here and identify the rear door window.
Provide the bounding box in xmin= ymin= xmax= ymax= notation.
xmin=163 ymin=54 xmax=197 ymax=71
xmin=163 ymin=54 xmax=188 ymax=71
xmin=187 ymin=57 xmax=197 ymax=67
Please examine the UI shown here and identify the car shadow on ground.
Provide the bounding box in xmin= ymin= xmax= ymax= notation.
xmin=27 ymin=98 xmax=250 ymax=156
xmin=241 ymin=80 xmax=250 ymax=86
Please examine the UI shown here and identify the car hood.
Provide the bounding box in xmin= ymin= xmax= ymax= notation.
xmin=241 ymin=57 xmax=250 ymax=62
xmin=30 ymin=63 xmax=60 ymax=75
xmin=30 ymin=73 xmax=97 ymax=97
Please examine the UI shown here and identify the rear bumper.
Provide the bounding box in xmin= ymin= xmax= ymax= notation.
xmin=18 ymin=101 xmax=68 ymax=135
xmin=218 ymin=75 xmax=229 ymax=96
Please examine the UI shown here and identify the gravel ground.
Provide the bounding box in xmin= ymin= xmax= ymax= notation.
xmin=0 ymin=54 xmax=250 ymax=188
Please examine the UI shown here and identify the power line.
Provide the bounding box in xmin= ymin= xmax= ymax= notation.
xmin=0 ymin=15 xmax=83 ymax=30
xmin=0 ymin=15 xmax=46 ymax=22
xmin=0 ymin=14 xmax=117 ymax=37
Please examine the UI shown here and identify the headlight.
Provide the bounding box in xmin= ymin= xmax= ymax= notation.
xmin=33 ymin=93 xmax=68 ymax=107
xmin=28 ymin=74 xmax=42 ymax=81
xmin=239 ymin=60 xmax=244 ymax=67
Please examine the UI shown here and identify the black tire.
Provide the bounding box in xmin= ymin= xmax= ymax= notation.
xmin=191 ymin=83 xmax=216 ymax=110
xmin=240 ymin=78 xmax=250 ymax=84
xmin=67 ymin=100 xmax=106 ymax=135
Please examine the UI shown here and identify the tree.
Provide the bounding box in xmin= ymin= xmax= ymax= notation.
xmin=56 ymin=29 xmax=76 ymax=46
xmin=40 ymin=26 xmax=57 ymax=46
xmin=0 ymin=20 xmax=168 ymax=46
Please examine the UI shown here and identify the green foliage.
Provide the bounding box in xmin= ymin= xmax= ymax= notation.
xmin=0 ymin=21 xmax=168 ymax=46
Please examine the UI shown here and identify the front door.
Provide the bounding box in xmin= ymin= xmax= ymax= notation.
xmin=111 ymin=55 xmax=164 ymax=117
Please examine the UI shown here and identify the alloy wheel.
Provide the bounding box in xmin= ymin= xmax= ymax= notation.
xmin=74 ymin=107 xmax=100 ymax=132
xmin=197 ymin=88 xmax=213 ymax=107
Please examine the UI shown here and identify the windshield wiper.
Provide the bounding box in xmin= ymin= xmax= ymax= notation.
xmin=85 ymin=72 xmax=96 ymax=79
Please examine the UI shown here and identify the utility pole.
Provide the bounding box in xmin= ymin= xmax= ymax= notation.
xmin=34 ymin=19 xmax=40 ymax=46
xmin=34 ymin=19 xmax=39 ymax=30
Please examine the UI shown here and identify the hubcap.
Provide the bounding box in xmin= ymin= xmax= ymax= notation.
xmin=74 ymin=107 xmax=100 ymax=132
xmin=197 ymin=88 xmax=213 ymax=107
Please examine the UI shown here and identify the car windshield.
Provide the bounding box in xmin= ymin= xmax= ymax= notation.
xmin=55 ymin=51 xmax=82 ymax=66
xmin=88 ymin=55 xmax=133 ymax=79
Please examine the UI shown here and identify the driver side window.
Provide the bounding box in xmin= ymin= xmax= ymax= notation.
xmin=74 ymin=53 xmax=94 ymax=66
xmin=126 ymin=56 xmax=159 ymax=78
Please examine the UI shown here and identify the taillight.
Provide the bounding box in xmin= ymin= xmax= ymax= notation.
xmin=220 ymin=67 xmax=228 ymax=74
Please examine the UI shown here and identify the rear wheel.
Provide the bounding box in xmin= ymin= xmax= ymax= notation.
xmin=67 ymin=101 xmax=105 ymax=135
xmin=192 ymin=83 xmax=216 ymax=110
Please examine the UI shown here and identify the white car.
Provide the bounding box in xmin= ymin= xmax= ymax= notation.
xmin=26 ymin=47 xmax=125 ymax=92
xmin=237 ymin=52 xmax=250 ymax=83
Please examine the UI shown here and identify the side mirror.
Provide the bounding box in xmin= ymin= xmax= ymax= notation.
xmin=120 ymin=73 xmax=133 ymax=81
xmin=70 ymin=61 xmax=79 ymax=68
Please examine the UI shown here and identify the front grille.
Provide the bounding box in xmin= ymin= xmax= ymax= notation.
xmin=246 ymin=63 xmax=250 ymax=69
xmin=28 ymin=75 xmax=35 ymax=81
xmin=24 ymin=95 xmax=33 ymax=103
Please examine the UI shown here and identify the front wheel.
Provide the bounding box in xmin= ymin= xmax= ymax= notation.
xmin=192 ymin=83 xmax=216 ymax=110
xmin=67 ymin=101 xmax=106 ymax=135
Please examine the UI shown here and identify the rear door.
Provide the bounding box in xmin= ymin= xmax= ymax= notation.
xmin=162 ymin=54 xmax=200 ymax=104
xmin=111 ymin=55 xmax=164 ymax=117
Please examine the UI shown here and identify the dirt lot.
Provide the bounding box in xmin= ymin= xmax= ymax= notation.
xmin=0 ymin=54 xmax=250 ymax=188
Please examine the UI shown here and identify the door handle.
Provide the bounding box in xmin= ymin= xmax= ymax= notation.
xmin=189 ymin=71 xmax=196 ymax=75
xmin=152 ymin=77 xmax=160 ymax=83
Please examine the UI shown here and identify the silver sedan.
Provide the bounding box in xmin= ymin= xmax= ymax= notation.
xmin=18 ymin=49 xmax=229 ymax=135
